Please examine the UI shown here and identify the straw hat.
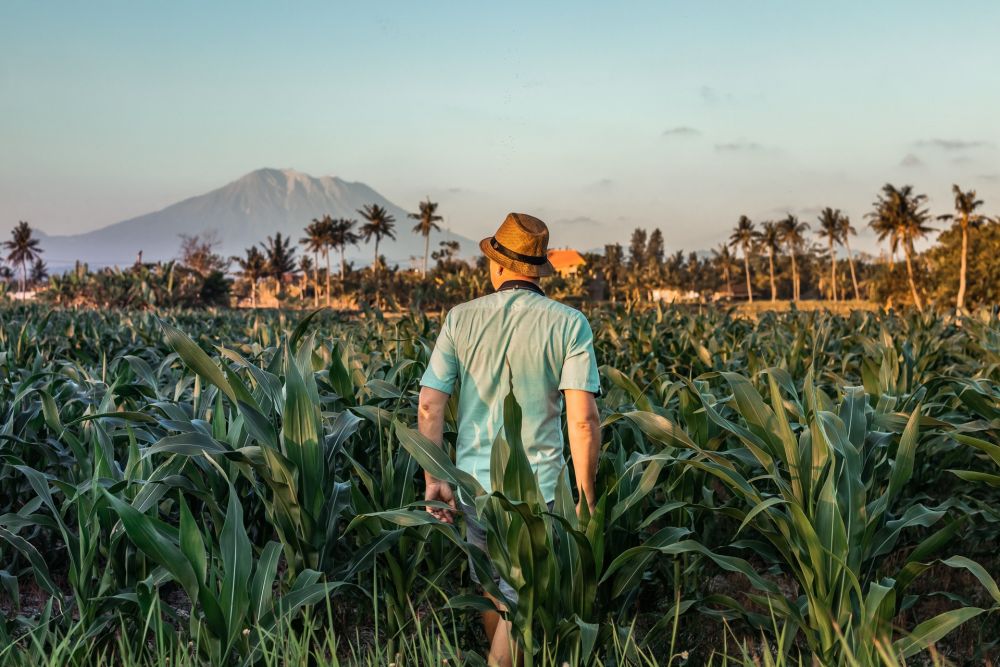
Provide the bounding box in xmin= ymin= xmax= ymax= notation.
xmin=479 ymin=213 xmax=555 ymax=277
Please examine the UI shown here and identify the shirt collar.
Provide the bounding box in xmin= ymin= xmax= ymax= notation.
xmin=497 ymin=279 xmax=545 ymax=296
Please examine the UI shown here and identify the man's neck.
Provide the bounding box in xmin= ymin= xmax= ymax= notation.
xmin=497 ymin=279 xmax=544 ymax=296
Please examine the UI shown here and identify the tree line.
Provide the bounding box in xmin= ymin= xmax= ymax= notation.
xmin=586 ymin=182 xmax=995 ymax=311
xmin=4 ymin=182 xmax=997 ymax=311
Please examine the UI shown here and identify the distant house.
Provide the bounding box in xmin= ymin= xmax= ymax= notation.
xmin=650 ymin=287 xmax=699 ymax=303
xmin=547 ymin=248 xmax=586 ymax=276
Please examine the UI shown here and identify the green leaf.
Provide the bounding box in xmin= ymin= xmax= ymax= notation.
xmin=893 ymin=607 xmax=985 ymax=658
xmin=161 ymin=321 xmax=239 ymax=405
xmin=220 ymin=485 xmax=252 ymax=643
xmin=178 ymin=495 xmax=207 ymax=587
xmin=940 ymin=556 xmax=1000 ymax=605
xmin=887 ymin=403 xmax=921 ymax=504
xmin=250 ymin=541 xmax=283 ymax=621
xmin=102 ymin=489 xmax=199 ymax=600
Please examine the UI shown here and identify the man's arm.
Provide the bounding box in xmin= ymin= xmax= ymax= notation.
xmin=564 ymin=389 xmax=600 ymax=515
xmin=418 ymin=385 xmax=456 ymax=523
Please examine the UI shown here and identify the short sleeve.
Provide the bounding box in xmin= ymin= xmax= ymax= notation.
xmin=558 ymin=314 xmax=601 ymax=395
xmin=420 ymin=311 xmax=459 ymax=395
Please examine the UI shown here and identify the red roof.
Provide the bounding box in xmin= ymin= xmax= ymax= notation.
xmin=547 ymin=248 xmax=586 ymax=271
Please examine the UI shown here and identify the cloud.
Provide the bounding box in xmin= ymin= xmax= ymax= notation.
xmin=553 ymin=215 xmax=601 ymax=227
xmin=715 ymin=140 xmax=765 ymax=153
xmin=899 ymin=153 xmax=923 ymax=168
xmin=700 ymin=86 xmax=734 ymax=105
xmin=951 ymin=155 xmax=975 ymax=165
xmin=662 ymin=126 xmax=701 ymax=138
xmin=978 ymin=173 xmax=999 ymax=183
xmin=446 ymin=187 xmax=465 ymax=194
xmin=914 ymin=139 xmax=994 ymax=151
xmin=584 ymin=178 xmax=615 ymax=192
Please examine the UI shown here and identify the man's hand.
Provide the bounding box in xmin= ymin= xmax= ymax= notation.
xmin=425 ymin=479 xmax=457 ymax=523
xmin=418 ymin=386 xmax=455 ymax=523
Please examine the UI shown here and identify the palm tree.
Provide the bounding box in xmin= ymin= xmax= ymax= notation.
xmin=30 ymin=258 xmax=48 ymax=286
xmin=4 ymin=221 xmax=43 ymax=296
xmin=710 ymin=243 xmax=736 ymax=296
xmin=263 ymin=232 xmax=297 ymax=286
xmin=837 ymin=214 xmax=861 ymax=300
xmin=729 ymin=215 xmax=757 ymax=303
xmin=867 ymin=184 xmax=934 ymax=312
xmin=233 ymin=246 xmax=267 ymax=307
xmin=329 ymin=218 xmax=360 ymax=286
xmin=358 ymin=204 xmax=397 ymax=275
xmin=759 ymin=221 xmax=781 ymax=301
xmin=301 ymin=217 xmax=327 ymax=307
xmin=938 ymin=184 xmax=985 ymax=311
xmin=408 ymin=198 xmax=443 ymax=278
xmin=816 ymin=208 xmax=845 ymax=301
xmin=778 ymin=215 xmax=810 ymax=301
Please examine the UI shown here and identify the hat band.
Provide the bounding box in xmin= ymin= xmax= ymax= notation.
xmin=489 ymin=237 xmax=547 ymax=265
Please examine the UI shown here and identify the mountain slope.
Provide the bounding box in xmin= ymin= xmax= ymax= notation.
xmin=38 ymin=169 xmax=475 ymax=270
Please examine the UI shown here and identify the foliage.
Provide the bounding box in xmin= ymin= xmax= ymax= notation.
xmin=0 ymin=303 xmax=997 ymax=664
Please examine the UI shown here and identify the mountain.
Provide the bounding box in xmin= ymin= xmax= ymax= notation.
xmin=36 ymin=169 xmax=476 ymax=271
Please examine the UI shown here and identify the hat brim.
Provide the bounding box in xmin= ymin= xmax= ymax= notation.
xmin=479 ymin=237 xmax=555 ymax=277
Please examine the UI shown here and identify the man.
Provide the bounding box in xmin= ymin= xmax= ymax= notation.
xmin=417 ymin=212 xmax=602 ymax=667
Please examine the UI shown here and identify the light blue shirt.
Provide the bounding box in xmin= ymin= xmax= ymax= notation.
xmin=420 ymin=287 xmax=601 ymax=502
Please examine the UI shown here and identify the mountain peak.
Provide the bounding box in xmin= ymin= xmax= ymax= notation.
xmin=39 ymin=168 xmax=474 ymax=271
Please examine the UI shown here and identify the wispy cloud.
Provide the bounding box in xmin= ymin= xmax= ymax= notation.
xmin=553 ymin=215 xmax=601 ymax=227
xmin=978 ymin=173 xmax=999 ymax=183
xmin=914 ymin=138 xmax=995 ymax=151
xmin=715 ymin=140 xmax=765 ymax=153
xmin=899 ymin=153 xmax=923 ymax=168
xmin=662 ymin=126 xmax=701 ymax=138
xmin=584 ymin=178 xmax=615 ymax=192
xmin=700 ymin=86 xmax=734 ymax=105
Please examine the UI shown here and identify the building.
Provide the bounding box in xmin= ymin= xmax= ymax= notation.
xmin=547 ymin=248 xmax=586 ymax=276
xmin=650 ymin=287 xmax=700 ymax=303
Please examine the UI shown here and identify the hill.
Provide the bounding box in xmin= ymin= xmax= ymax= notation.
xmin=35 ymin=168 xmax=475 ymax=271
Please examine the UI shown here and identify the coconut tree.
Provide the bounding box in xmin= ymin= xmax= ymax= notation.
xmin=317 ymin=215 xmax=336 ymax=305
xmin=778 ymin=214 xmax=810 ymax=301
xmin=4 ymin=221 xmax=43 ymax=296
xmin=329 ymin=218 xmax=360 ymax=286
xmin=729 ymin=215 xmax=757 ymax=303
xmin=867 ymin=184 xmax=933 ymax=312
xmin=232 ymin=245 xmax=267 ymax=307
xmin=262 ymin=232 xmax=297 ymax=292
xmin=816 ymin=208 xmax=845 ymax=302
xmin=710 ymin=243 xmax=737 ymax=297
xmin=759 ymin=221 xmax=781 ymax=301
xmin=938 ymin=184 xmax=985 ymax=311
xmin=358 ymin=204 xmax=397 ymax=278
xmin=30 ymin=258 xmax=48 ymax=286
xmin=837 ymin=214 xmax=861 ymax=300
xmin=301 ymin=217 xmax=327 ymax=306
xmin=408 ymin=198 xmax=443 ymax=278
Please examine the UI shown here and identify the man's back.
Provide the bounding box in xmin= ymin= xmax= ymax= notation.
xmin=420 ymin=285 xmax=600 ymax=502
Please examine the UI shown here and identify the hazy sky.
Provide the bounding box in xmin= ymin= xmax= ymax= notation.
xmin=2 ymin=1 xmax=998 ymax=254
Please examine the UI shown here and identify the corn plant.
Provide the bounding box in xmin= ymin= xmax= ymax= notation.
xmin=610 ymin=369 xmax=1000 ymax=664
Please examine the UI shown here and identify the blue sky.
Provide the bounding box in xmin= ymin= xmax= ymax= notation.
xmin=2 ymin=1 xmax=998 ymax=254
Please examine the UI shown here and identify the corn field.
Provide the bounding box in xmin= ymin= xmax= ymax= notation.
xmin=0 ymin=303 xmax=998 ymax=666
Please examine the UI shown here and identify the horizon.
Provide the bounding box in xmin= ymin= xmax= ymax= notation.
xmin=2 ymin=1 xmax=999 ymax=259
